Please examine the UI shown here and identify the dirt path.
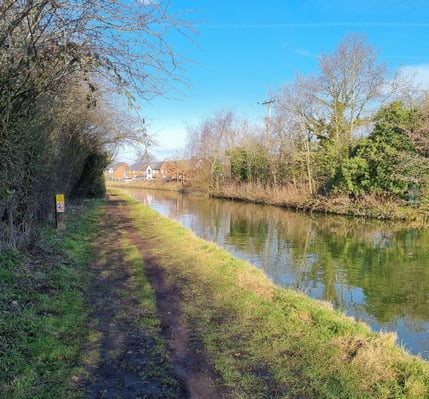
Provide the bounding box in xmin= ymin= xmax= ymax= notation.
xmin=80 ymin=194 xmax=221 ymax=399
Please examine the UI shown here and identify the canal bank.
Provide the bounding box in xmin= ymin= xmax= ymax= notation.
xmin=108 ymin=180 xmax=429 ymax=223
xmin=120 ymin=185 xmax=429 ymax=360
xmin=98 ymin=190 xmax=429 ymax=398
xmin=4 ymin=189 xmax=429 ymax=398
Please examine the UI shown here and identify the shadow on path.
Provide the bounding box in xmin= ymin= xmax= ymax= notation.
xmin=80 ymin=195 xmax=221 ymax=399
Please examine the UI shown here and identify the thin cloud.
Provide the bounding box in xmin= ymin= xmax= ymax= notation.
xmin=196 ymin=22 xmax=429 ymax=29
xmin=387 ymin=56 xmax=429 ymax=60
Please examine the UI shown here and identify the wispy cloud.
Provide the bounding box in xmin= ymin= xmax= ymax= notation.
xmin=386 ymin=56 xmax=429 ymax=60
xmin=197 ymin=22 xmax=429 ymax=29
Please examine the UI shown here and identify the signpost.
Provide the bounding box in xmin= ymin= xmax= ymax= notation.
xmin=55 ymin=193 xmax=66 ymax=230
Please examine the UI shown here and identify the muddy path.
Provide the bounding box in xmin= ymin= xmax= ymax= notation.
xmin=80 ymin=194 xmax=222 ymax=399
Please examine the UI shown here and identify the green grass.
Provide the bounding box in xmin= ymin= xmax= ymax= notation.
xmin=0 ymin=200 xmax=103 ymax=399
xmin=119 ymin=239 xmax=159 ymax=331
xmin=75 ymin=197 xmax=184 ymax=398
xmin=117 ymin=189 xmax=429 ymax=399
xmin=3 ymin=190 xmax=429 ymax=399
xmin=117 ymin=237 xmax=182 ymax=393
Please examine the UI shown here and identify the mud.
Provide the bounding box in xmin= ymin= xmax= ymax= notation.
xmin=81 ymin=195 xmax=222 ymax=398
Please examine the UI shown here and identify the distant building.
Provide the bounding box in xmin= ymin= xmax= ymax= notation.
xmin=116 ymin=159 xmax=202 ymax=181
xmin=104 ymin=162 xmax=129 ymax=180
xmin=126 ymin=161 xmax=173 ymax=180
xmin=127 ymin=162 xmax=148 ymax=180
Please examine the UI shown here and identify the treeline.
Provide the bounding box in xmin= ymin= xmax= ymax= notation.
xmin=186 ymin=34 xmax=429 ymax=211
xmin=0 ymin=0 xmax=191 ymax=248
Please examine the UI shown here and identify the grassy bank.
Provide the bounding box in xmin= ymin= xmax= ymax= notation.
xmin=119 ymin=189 xmax=429 ymax=398
xmin=0 ymin=200 xmax=102 ymax=398
xmin=0 ymin=198 xmax=183 ymax=398
xmin=107 ymin=179 xmax=187 ymax=192
xmin=3 ymin=191 xmax=429 ymax=398
xmin=107 ymin=179 xmax=429 ymax=223
xmin=214 ymin=182 xmax=429 ymax=223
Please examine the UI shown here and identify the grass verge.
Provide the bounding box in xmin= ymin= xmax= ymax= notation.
xmin=0 ymin=200 xmax=102 ymax=399
xmin=0 ymin=197 xmax=183 ymax=398
xmin=3 ymin=190 xmax=429 ymax=398
xmin=117 ymin=189 xmax=429 ymax=399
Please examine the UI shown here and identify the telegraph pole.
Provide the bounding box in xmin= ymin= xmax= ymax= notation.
xmin=260 ymin=99 xmax=275 ymax=152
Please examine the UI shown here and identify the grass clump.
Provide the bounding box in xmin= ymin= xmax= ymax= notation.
xmin=119 ymin=189 xmax=429 ymax=399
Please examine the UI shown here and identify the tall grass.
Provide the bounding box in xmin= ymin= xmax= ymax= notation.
xmin=215 ymin=181 xmax=309 ymax=206
xmin=214 ymin=181 xmax=428 ymax=222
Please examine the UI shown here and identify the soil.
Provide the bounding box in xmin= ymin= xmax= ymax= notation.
xmin=80 ymin=194 xmax=222 ymax=399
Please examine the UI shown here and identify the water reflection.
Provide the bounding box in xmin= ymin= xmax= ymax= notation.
xmin=123 ymin=187 xmax=429 ymax=359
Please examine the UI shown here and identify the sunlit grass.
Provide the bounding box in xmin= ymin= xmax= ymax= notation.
xmin=5 ymin=188 xmax=427 ymax=399
xmin=0 ymin=196 xmax=183 ymax=398
xmin=117 ymin=189 xmax=429 ymax=399
xmin=118 ymin=237 xmax=162 ymax=333
xmin=77 ymin=201 xmax=183 ymax=397
xmin=0 ymin=201 xmax=103 ymax=399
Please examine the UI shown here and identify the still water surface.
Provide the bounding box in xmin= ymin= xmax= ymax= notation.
xmin=123 ymin=187 xmax=429 ymax=360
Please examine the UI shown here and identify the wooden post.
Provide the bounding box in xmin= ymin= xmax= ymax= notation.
xmin=55 ymin=194 xmax=66 ymax=230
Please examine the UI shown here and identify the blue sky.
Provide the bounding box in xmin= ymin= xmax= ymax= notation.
xmin=119 ymin=0 xmax=429 ymax=162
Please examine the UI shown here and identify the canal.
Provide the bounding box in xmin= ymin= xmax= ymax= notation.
xmin=122 ymin=187 xmax=429 ymax=360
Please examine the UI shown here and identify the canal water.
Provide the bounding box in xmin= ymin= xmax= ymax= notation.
xmin=123 ymin=187 xmax=429 ymax=360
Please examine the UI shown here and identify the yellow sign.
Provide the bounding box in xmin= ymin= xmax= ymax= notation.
xmin=55 ymin=194 xmax=65 ymax=213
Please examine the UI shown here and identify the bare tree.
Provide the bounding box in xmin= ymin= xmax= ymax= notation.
xmin=313 ymin=33 xmax=386 ymax=152
xmin=273 ymin=33 xmax=388 ymax=190
xmin=0 ymin=0 xmax=194 ymax=127
xmin=0 ymin=0 xmax=194 ymax=246
xmin=273 ymin=80 xmax=317 ymax=193
xmin=186 ymin=110 xmax=244 ymax=191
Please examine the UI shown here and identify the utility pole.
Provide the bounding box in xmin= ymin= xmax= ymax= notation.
xmin=260 ymin=99 xmax=275 ymax=152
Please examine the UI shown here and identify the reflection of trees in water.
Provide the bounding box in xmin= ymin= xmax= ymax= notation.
xmin=212 ymin=199 xmax=429 ymax=327
xmin=124 ymin=187 xmax=429 ymax=331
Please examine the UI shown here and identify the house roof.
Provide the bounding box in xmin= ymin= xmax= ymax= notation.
xmin=113 ymin=160 xmax=169 ymax=172
xmin=108 ymin=162 xmax=128 ymax=170
xmin=150 ymin=161 xmax=164 ymax=170
xmin=128 ymin=161 xmax=148 ymax=171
